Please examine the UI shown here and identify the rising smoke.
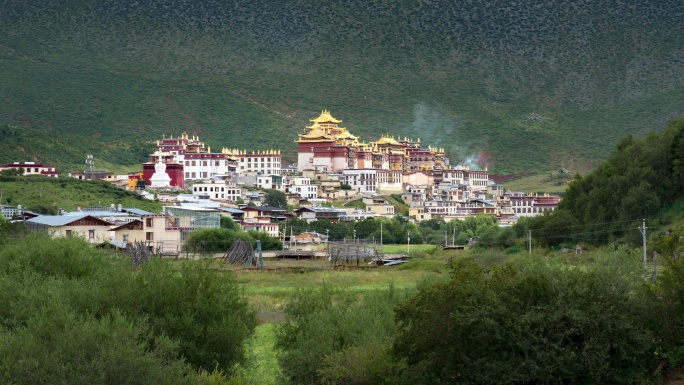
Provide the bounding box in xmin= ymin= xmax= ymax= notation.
xmin=411 ymin=103 xmax=487 ymax=169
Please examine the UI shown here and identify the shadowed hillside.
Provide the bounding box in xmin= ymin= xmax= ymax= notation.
xmin=1 ymin=0 xmax=683 ymax=174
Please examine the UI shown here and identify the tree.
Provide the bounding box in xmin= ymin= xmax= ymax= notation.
xmin=0 ymin=306 xmax=194 ymax=385
xmin=1 ymin=167 xmax=23 ymax=176
xmin=220 ymin=216 xmax=239 ymax=231
xmin=264 ymin=189 xmax=287 ymax=209
xmin=394 ymin=257 xmax=654 ymax=384
xmin=275 ymin=285 xmax=403 ymax=385
xmin=0 ymin=234 xmax=257 ymax=381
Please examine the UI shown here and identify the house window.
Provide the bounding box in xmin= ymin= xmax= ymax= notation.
xmin=123 ymin=235 xmax=129 ymax=242
xmin=146 ymin=232 xmax=153 ymax=241
xmin=146 ymin=218 xmax=153 ymax=227
xmin=65 ymin=230 xmax=72 ymax=237
xmin=88 ymin=230 xmax=95 ymax=239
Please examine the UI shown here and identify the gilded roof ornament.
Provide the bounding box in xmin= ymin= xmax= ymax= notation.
xmin=310 ymin=109 xmax=342 ymax=124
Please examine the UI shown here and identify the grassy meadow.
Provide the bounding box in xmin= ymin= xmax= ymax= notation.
xmin=0 ymin=176 xmax=162 ymax=214
xmin=224 ymin=245 xmax=498 ymax=384
xmin=502 ymin=172 xmax=572 ymax=195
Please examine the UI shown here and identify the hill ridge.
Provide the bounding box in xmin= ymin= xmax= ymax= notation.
xmin=1 ymin=0 xmax=683 ymax=174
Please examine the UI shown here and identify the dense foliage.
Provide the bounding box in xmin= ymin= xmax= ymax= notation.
xmin=517 ymin=118 xmax=684 ymax=246
xmin=0 ymin=232 xmax=256 ymax=383
xmin=184 ymin=228 xmax=282 ymax=252
xmin=275 ymin=285 xmax=407 ymax=385
xmin=394 ymin=254 xmax=653 ymax=384
xmin=280 ymin=217 xmax=423 ymax=244
xmin=263 ymin=189 xmax=287 ymax=209
xmin=275 ymin=247 xmax=684 ymax=384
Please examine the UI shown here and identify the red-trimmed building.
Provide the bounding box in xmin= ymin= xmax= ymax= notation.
xmin=1 ymin=162 xmax=58 ymax=177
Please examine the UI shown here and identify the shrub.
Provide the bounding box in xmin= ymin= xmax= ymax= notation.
xmin=275 ymin=285 xmax=404 ymax=385
xmin=394 ymin=257 xmax=654 ymax=384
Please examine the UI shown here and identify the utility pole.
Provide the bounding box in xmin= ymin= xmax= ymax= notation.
xmin=528 ymin=230 xmax=532 ymax=255
xmin=380 ymin=222 xmax=383 ymax=246
xmin=445 ymin=230 xmax=448 ymax=247
xmin=407 ymin=230 xmax=410 ymax=256
xmin=639 ymin=219 xmax=647 ymax=270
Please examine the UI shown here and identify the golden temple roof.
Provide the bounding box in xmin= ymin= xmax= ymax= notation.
xmin=374 ymin=135 xmax=401 ymax=146
xmin=310 ymin=109 xmax=342 ymax=124
xmin=300 ymin=128 xmax=334 ymax=140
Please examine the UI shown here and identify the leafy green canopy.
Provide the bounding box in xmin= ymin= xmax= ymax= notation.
xmin=0 ymin=233 xmax=257 ymax=383
xmin=517 ymin=117 xmax=684 ymax=246
xmin=184 ymin=228 xmax=282 ymax=253
xmin=275 ymin=285 xmax=408 ymax=385
xmin=280 ymin=217 xmax=424 ymax=244
xmin=394 ymin=254 xmax=654 ymax=384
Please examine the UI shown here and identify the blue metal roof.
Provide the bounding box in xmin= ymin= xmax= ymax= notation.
xmin=27 ymin=214 xmax=113 ymax=227
xmin=219 ymin=208 xmax=246 ymax=214
xmin=123 ymin=208 xmax=156 ymax=215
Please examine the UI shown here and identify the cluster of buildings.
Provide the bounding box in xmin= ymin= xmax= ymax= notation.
xmin=134 ymin=110 xmax=559 ymax=225
xmin=2 ymin=110 xmax=561 ymax=237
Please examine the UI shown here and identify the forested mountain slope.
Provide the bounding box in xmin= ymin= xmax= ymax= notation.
xmin=1 ymin=0 xmax=683 ymax=174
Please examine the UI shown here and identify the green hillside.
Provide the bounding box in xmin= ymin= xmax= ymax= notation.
xmin=0 ymin=176 xmax=162 ymax=214
xmin=1 ymin=0 xmax=683 ymax=175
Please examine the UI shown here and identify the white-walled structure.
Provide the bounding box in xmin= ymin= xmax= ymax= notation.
xmin=343 ymin=169 xmax=377 ymax=194
xmin=288 ymin=177 xmax=318 ymax=199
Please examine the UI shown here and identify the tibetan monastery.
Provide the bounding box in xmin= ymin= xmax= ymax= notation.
xmin=296 ymin=110 xmax=449 ymax=174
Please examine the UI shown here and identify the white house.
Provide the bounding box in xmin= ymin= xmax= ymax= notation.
xmin=287 ymin=177 xmax=318 ymax=199
xmin=343 ymin=169 xmax=377 ymax=194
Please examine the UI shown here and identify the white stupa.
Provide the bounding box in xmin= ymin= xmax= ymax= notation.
xmin=149 ymin=152 xmax=172 ymax=188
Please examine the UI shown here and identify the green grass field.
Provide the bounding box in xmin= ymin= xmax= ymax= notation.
xmin=224 ymin=246 xmax=461 ymax=384
xmin=0 ymin=176 xmax=162 ymax=214
xmin=503 ymin=173 xmax=572 ymax=195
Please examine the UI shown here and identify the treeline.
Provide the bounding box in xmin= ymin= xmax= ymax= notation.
xmin=0 ymin=225 xmax=256 ymax=384
xmin=280 ymin=217 xmax=424 ymax=244
xmin=407 ymin=117 xmax=684 ymax=250
xmin=184 ymin=216 xmax=283 ymax=252
xmin=521 ymin=117 xmax=684 ymax=246
xmin=274 ymin=248 xmax=684 ymax=384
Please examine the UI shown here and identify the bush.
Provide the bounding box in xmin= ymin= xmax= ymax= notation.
xmin=0 ymin=305 xmax=194 ymax=385
xmin=275 ymin=285 xmax=405 ymax=385
xmin=0 ymin=235 xmax=257 ymax=380
xmin=394 ymin=257 xmax=654 ymax=384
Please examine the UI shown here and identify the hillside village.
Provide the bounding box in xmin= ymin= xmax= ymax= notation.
xmin=1 ymin=110 xmax=560 ymax=248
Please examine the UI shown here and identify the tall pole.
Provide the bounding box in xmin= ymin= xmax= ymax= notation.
xmin=380 ymin=222 xmax=383 ymax=246
xmin=452 ymin=226 xmax=456 ymax=247
xmin=407 ymin=230 xmax=410 ymax=256
xmin=639 ymin=219 xmax=647 ymax=269
xmin=445 ymin=230 xmax=448 ymax=247
xmin=528 ymin=230 xmax=532 ymax=255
